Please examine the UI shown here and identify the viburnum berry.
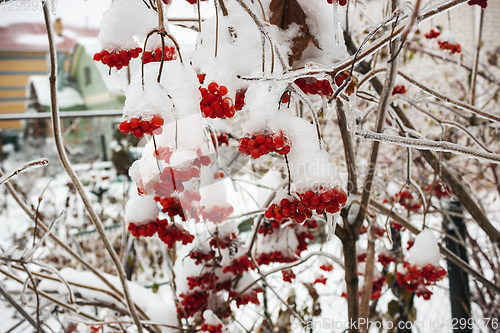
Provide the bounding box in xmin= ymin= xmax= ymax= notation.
xmin=142 ymin=45 xmax=177 ymax=64
xmin=334 ymin=72 xmax=349 ymax=86
xmin=407 ymin=238 xmax=415 ymax=251
xmin=467 ymin=0 xmax=487 ymax=8
xmin=156 ymin=221 xmax=195 ymax=248
xmin=200 ymin=205 xmax=234 ymax=223
xmin=392 ymin=85 xmax=406 ymax=95
xmin=201 ymin=322 xmax=223 ymax=333
xmin=234 ymin=90 xmax=246 ymax=111
xmin=426 ymin=181 xmax=451 ymax=198
xmin=438 ymin=41 xmax=461 ymax=54
xmin=212 ymin=132 xmax=230 ymax=147
xmin=395 ymin=190 xmax=421 ymax=212
xmin=371 ymin=275 xmax=386 ymax=300
xmin=416 ymin=286 xmax=433 ymax=300
xmin=119 ymin=114 xmax=164 ymax=138
xmin=222 ymin=254 xmax=255 ymax=275
xmin=403 ymin=261 xmax=447 ymax=285
xmin=230 ymin=287 xmax=262 ymax=307
xmin=209 ymin=232 xmax=237 ymax=250
xmin=282 ymin=269 xmax=296 ymax=283
xmin=187 ymin=271 xmax=218 ymax=290
xmin=185 ymin=0 xmax=208 ymax=4
xmin=296 ymin=186 xmax=348 ymax=216
xmin=93 ymin=47 xmax=142 ymax=70
xmin=128 ymin=220 xmax=159 ymax=238
xmin=314 ymin=275 xmax=327 ymax=285
xmin=265 ymin=197 xmax=312 ymax=224
xmin=357 ymin=252 xmax=367 ymax=262
xmin=392 ymin=221 xmax=404 ymax=231
xmin=377 ymin=252 xmax=395 ymax=267
xmin=294 ymin=77 xmax=334 ymax=98
xmin=190 ymin=248 xmax=216 ymax=265
xmin=319 ymin=263 xmax=333 ymax=272
xmin=327 ymin=0 xmax=347 ymax=6
xmin=177 ymin=290 xmax=208 ymax=318
xmin=424 ymin=29 xmax=441 ymax=39
xmin=199 ymin=81 xmax=236 ymax=119
xmin=239 ymin=131 xmax=291 ymax=159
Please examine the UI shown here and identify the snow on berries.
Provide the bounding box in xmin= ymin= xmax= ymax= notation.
xmin=157 ymin=220 xmax=195 ymax=248
xmin=143 ymin=45 xmax=177 ymax=64
xmin=395 ymin=229 xmax=446 ymax=299
xmin=125 ymin=192 xmax=159 ymax=237
xmin=437 ymin=30 xmax=461 ymax=54
xmin=265 ymin=194 xmax=312 ymax=224
xmin=467 ymin=0 xmax=487 ymax=8
xmin=282 ymin=269 xmax=296 ymax=283
xmin=201 ymin=310 xmax=224 ymax=333
xmin=296 ymin=186 xmax=347 ymax=215
xmin=239 ymin=130 xmax=291 ymax=159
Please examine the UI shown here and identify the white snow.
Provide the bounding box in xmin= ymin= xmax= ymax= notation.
xmin=407 ymin=229 xmax=441 ymax=267
xmin=124 ymin=191 xmax=159 ymax=225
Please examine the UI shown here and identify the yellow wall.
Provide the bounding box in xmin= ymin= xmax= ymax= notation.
xmin=0 ymin=51 xmax=48 ymax=130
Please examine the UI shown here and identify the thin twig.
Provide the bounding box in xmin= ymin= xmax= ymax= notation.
xmin=470 ymin=8 xmax=485 ymax=106
xmin=0 ymin=158 xmax=48 ymax=187
xmin=42 ymin=5 xmax=144 ymax=333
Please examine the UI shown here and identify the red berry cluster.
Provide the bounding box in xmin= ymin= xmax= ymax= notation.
xmin=426 ymin=181 xmax=451 ymax=198
xmin=377 ymin=252 xmax=395 ymax=267
xmin=295 ymin=78 xmax=334 ymax=97
xmin=320 ymin=262 xmax=334 ymax=272
xmin=392 ymin=85 xmax=406 ymax=95
xmin=438 ymin=41 xmax=461 ymax=54
xmin=327 ymin=0 xmax=347 ymax=5
xmin=93 ymin=48 xmax=142 ymax=70
xmin=200 ymin=205 xmax=234 ymax=224
xmin=201 ymin=322 xmax=223 ymax=333
xmin=200 ymin=82 xmax=236 ymax=119
xmin=190 ymin=248 xmax=216 ymax=265
xmin=222 ymin=254 xmax=255 ymax=275
xmin=407 ymin=238 xmax=415 ymax=251
xmin=424 ymin=29 xmax=441 ymax=39
xmin=212 ymin=132 xmax=229 ymax=147
xmin=371 ymin=275 xmax=386 ymax=300
xmin=357 ymin=252 xmax=367 ymax=263
xmin=187 ymin=271 xmax=218 ymax=290
xmin=239 ymin=131 xmax=291 ymax=159
xmin=392 ymin=221 xmax=404 ymax=231
xmin=177 ymin=291 xmax=208 ymax=318
xmin=416 ymin=286 xmax=433 ymax=300
xmin=156 ymin=220 xmax=195 ymax=248
xmin=230 ymin=287 xmax=262 ymax=307
xmin=282 ymin=269 xmax=296 ymax=283
xmin=395 ymin=190 xmax=421 ymax=212
xmin=234 ymin=90 xmax=246 ymax=110
xmin=143 ymin=45 xmax=177 ymax=64
xmin=467 ymin=0 xmax=487 ymax=8
xmin=155 ymin=195 xmax=185 ymax=220
xmin=314 ymin=275 xmax=327 ymax=285
xmin=128 ymin=220 xmax=158 ymax=238
xmin=296 ymin=186 xmax=348 ymax=215
xmin=265 ymin=197 xmax=313 ymax=224
xmin=119 ymin=114 xmax=164 ymax=138
xmin=185 ymin=0 xmax=208 ymax=4
xmin=209 ymin=232 xmax=237 ymax=250
xmin=404 ymin=262 xmax=447 ymax=285
xmin=373 ymin=225 xmax=386 ymax=237
xmin=152 ymin=155 xmax=211 ymax=197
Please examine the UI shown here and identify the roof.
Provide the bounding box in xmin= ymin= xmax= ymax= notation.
xmin=0 ymin=22 xmax=98 ymax=52
xmin=28 ymin=75 xmax=85 ymax=109
xmin=76 ymin=37 xmax=141 ymax=95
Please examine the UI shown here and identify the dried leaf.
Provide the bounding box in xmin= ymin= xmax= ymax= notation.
xmin=269 ymin=0 xmax=320 ymax=65
xmin=346 ymin=75 xmax=359 ymax=96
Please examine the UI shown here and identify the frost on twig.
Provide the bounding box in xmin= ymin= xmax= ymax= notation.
xmin=0 ymin=158 xmax=49 ymax=187
xmin=356 ymin=130 xmax=500 ymax=164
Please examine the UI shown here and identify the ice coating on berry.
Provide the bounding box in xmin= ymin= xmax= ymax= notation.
xmin=98 ymin=0 xmax=160 ymax=50
xmin=408 ymin=229 xmax=441 ymax=267
xmin=170 ymin=150 xmax=199 ymax=171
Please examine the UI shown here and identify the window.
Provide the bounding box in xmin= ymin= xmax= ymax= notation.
xmin=84 ymin=67 xmax=91 ymax=85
